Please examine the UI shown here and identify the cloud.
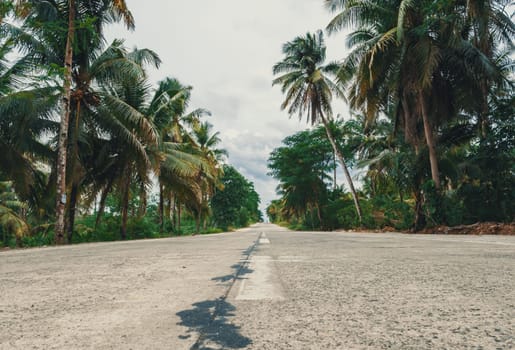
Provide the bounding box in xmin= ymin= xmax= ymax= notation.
xmin=107 ymin=0 xmax=351 ymax=215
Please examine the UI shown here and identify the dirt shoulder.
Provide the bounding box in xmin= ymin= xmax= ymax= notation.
xmin=347 ymin=222 xmax=515 ymax=235
xmin=417 ymin=222 xmax=515 ymax=235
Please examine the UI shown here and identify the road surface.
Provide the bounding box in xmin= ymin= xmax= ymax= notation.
xmin=1 ymin=223 xmax=514 ymax=349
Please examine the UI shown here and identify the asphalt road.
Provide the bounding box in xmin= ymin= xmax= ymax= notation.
xmin=1 ymin=223 xmax=514 ymax=349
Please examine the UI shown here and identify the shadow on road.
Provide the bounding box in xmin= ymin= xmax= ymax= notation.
xmin=176 ymin=298 xmax=252 ymax=349
xmin=177 ymin=245 xmax=256 ymax=349
xmin=211 ymin=263 xmax=253 ymax=283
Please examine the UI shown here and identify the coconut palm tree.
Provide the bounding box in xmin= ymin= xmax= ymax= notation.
xmin=64 ymin=41 xmax=160 ymax=240
xmin=325 ymin=0 xmax=513 ymax=192
xmin=324 ymin=0 xmax=513 ymax=229
xmin=147 ymin=77 xmax=211 ymax=233
xmin=0 ymin=33 xmax=60 ymax=216
xmin=13 ymin=0 xmax=135 ymax=243
xmin=462 ymin=0 xmax=515 ymax=137
xmin=273 ymin=30 xmax=363 ymax=222
xmin=193 ymin=121 xmax=227 ymax=165
xmin=191 ymin=121 xmax=226 ymax=231
xmin=82 ymin=48 xmax=159 ymax=240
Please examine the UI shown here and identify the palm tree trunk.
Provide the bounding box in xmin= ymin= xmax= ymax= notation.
xmin=165 ymin=192 xmax=172 ymax=226
xmin=95 ymin=180 xmax=113 ymax=229
xmin=195 ymin=212 xmax=200 ymax=235
xmin=66 ymin=182 xmax=78 ymax=243
xmin=309 ymin=208 xmax=315 ymax=231
xmin=316 ymin=203 xmax=323 ymax=228
xmin=171 ymin=195 xmax=177 ymax=231
xmin=333 ymin=151 xmax=337 ymax=191
xmin=138 ymin=186 xmax=147 ymax=217
xmin=55 ymin=0 xmax=76 ymax=245
xmin=177 ymin=203 xmax=181 ymax=233
xmin=120 ymin=171 xmax=130 ymax=240
xmin=319 ymin=115 xmax=363 ymax=223
xmin=413 ymin=189 xmax=426 ymax=231
xmin=479 ymin=80 xmax=490 ymax=139
xmin=403 ymin=93 xmax=419 ymax=146
xmin=419 ymin=94 xmax=440 ymax=189
xmin=66 ymin=101 xmax=81 ymax=243
xmin=469 ymin=3 xmax=492 ymax=140
xmin=158 ymin=184 xmax=164 ymax=232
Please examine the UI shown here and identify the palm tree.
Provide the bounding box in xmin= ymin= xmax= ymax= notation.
xmin=193 ymin=121 xmax=227 ymax=165
xmin=0 ymin=33 xmax=60 ymax=218
xmin=13 ymin=0 xmax=135 ymax=243
xmin=325 ymin=0 xmax=513 ymax=191
xmin=147 ymin=78 xmax=211 ymax=233
xmin=65 ymin=41 xmax=160 ymax=240
xmin=324 ymin=0 xmax=514 ymax=229
xmin=462 ymin=0 xmax=515 ymax=137
xmin=192 ymin=121 xmax=227 ymax=231
xmin=273 ymin=30 xmax=363 ymax=223
xmin=86 ymin=48 xmax=160 ymax=239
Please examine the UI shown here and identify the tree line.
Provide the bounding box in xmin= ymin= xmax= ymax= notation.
xmin=268 ymin=0 xmax=513 ymax=230
xmin=0 ymin=0 xmax=261 ymax=247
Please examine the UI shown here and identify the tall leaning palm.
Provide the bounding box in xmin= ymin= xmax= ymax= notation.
xmin=273 ymin=30 xmax=363 ymax=223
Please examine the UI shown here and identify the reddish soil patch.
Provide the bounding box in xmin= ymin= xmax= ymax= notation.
xmin=418 ymin=222 xmax=515 ymax=235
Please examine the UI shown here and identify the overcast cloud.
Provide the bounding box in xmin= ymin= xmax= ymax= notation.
xmin=107 ymin=1 xmax=350 ymax=215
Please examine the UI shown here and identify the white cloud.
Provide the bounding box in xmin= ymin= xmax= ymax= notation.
xmin=106 ymin=0 xmax=351 ymax=215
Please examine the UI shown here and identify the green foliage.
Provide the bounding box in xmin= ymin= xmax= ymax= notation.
xmin=269 ymin=95 xmax=514 ymax=231
xmin=381 ymin=200 xmax=414 ymax=231
xmin=268 ymin=127 xmax=333 ymax=222
xmin=211 ymin=165 xmax=261 ymax=230
xmin=316 ymin=0 xmax=514 ymax=231
xmin=1 ymin=0 xmax=513 ymax=246
xmin=323 ymin=193 xmax=358 ymax=230
xmin=0 ymin=180 xmax=29 ymax=246
xmin=457 ymin=99 xmax=515 ymax=223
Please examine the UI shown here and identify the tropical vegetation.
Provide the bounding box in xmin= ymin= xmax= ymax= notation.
xmin=0 ymin=0 xmax=261 ymax=247
xmin=269 ymin=0 xmax=514 ymax=231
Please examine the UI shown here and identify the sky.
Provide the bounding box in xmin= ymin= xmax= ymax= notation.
xmin=107 ymin=1 xmax=351 ymax=215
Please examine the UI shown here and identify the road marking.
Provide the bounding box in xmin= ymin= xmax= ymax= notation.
xmin=235 ymin=256 xmax=284 ymax=301
xmin=259 ymin=238 xmax=270 ymax=244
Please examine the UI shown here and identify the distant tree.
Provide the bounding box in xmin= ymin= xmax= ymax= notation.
xmin=211 ymin=165 xmax=261 ymax=230
xmin=266 ymin=199 xmax=284 ymax=224
xmin=268 ymin=128 xmax=333 ymax=226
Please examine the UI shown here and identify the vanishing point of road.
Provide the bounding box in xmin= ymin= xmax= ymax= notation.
xmin=1 ymin=223 xmax=514 ymax=349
